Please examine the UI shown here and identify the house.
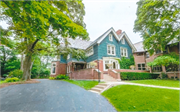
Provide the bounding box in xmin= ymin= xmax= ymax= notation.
xmin=51 ymin=27 xmax=136 ymax=80
xmin=133 ymin=39 xmax=179 ymax=78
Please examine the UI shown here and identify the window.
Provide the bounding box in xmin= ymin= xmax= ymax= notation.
xmin=86 ymin=47 xmax=94 ymax=56
xmin=138 ymin=63 xmax=146 ymax=70
xmin=153 ymin=66 xmax=162 ymax=72
xmin=87 ymin=63 xmax=91 ymax=68
xmin=121 ymin=38 xmax=125 ymax=44
xmin=51 ymin=63 xmax=56 ymax=74
xmin=120 ymin=47 xmax=128 ymax=57
xmin=105 ymin=61 xmax=110 ymax=69
xmin=146 ymin=52 xmax=149 ymax=58
xmin=107 ymin=45 xmax=116 ymax=55
xmin=137 ymin=52 xmax=143 ymax=56
xmin=155 ymin=49 xmax=161 ymax=54
xmin=67 ymin=54 xmax=70 ymax=59
xmin=67 ymin=66 xmax=71 ymax=73
xmin=109 ymin=34 xmax=113 ymax=41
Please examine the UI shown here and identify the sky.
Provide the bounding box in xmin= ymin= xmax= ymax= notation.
xmin=83 ymin=0 xmax=142 ymax=44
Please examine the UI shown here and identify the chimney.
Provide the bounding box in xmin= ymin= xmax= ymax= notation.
xmin=116 ymin=29 xmax=122 ymax=35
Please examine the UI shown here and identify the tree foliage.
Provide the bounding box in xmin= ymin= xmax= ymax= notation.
xmin=147 ymin=52 xmax=179 ymax=71
xmin=134 ymin=0 xmax=180 ymax=55
xmin=117 ymin=56 xmax=135 ymax=69
xmin=0 ymin=46 xmax=21 ymax=77
xmin=1 ymin=0 xmax=89 ymax=80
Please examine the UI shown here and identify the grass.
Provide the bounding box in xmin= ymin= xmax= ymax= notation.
xmin=129 ymin=79 xmax=180 ymax=88
xmin=64 ymin=80 xmax=98 ymax=90
xmin=0 ymin=80 xmax=7 ymax=84
xmin=102 ymin=85 xmax=179 ymax=111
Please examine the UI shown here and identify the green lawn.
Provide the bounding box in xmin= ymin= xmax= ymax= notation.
xmin=102 ymin=85 xmax=179 ymax=111
xmin=129 ymin=79 xmax=180 ymax=88
xmin=64 ymin=80 xmax=98 ymax=90
xmin=0 ymin=81 xmax=7 ymax=84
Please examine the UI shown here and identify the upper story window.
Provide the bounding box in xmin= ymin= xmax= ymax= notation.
xmin=146 ymin=52 xmax=149 ymax=58
xmin=137 ymin=52 xmax=143 ymax=56
xmin=86 ymin=47 xmax=94 ymax=56
xmin=121 ymin=38 xmax=125 ymax=44
xmin=120 ymin=47 xmax=128 ymax=57
xmin=107 ymin=45 xmax=116 ymax=55
xmin=67 ymin=54 xmax=70 ymax=59
xmin=109 ymin=34 xmax=113 ymax=41
xmin=51 ymin=63 xmax=56 ymax=74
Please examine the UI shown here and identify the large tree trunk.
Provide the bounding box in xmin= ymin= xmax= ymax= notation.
xmin=20 ymin=52 xmax=24 ymax=71
xmin=22 ymin=54 xmax=32 ymax=80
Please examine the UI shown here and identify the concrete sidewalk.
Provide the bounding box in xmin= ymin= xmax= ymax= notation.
xmin=106 ymin=81 xmax=180 ymax=90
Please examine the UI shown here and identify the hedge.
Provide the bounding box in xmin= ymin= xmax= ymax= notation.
xmin=120 ymin=72 xmax=159 ymax=80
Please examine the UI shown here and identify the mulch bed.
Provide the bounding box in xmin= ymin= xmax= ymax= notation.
xmin=0 ymin=79 xmax=40 ymax=88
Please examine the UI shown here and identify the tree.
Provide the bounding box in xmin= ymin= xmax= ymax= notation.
xmin=1 ymin=1 xmax=89 ymax=80
xmin=147 ymin=52 xmax=179 ymax=79
xmin=116 ymin=55 xmax=135 ymax=69
xmin=0 ymin=46 xmax=20 ymax=77
xmin=134 ymin=0 xmax=180 ymax=55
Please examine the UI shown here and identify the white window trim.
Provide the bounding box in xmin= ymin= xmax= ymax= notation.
xmin=109 ymin=34 xmax=113 ymax=41
xmin=67 ymin=66 xmax=71 ymax=73
xmin=121 ymin=38 xmax=125 ymax=44
xmin=51 ymin=63 xmax=56 ymax=75
xmin=120 ymin=47 xmax=128 ymax=57
xmin=86 ymin=47 xmax=94 ymax=56
xmin=107 ymin=45 xmax=116 ymax=55
xmin=86 ymin=63 xmax=91 ymax=68
xmin=103 ymin=59 xmax=119 ymax=71
xmin=137 ymin=63 xmax=146 ymax=70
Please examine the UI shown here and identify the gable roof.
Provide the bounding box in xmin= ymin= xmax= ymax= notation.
xmin=87 ymin=27 xmax=136 ymax=51
xmin=63 ymin=27 xmax=137 ymax=51
xmin=133 ymin=41 xmax=145 ymax=52
xmin=134 ymin=39 xmax=179 ymax=53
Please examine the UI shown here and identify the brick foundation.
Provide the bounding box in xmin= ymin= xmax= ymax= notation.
xmin=69 ymin=68 xmax=103 ymax=80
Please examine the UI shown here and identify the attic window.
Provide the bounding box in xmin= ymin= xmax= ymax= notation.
xmin=121 ymin=38 xmax=125 ymax=44
xmin=109 ymin=34 xmax=113 ymax=41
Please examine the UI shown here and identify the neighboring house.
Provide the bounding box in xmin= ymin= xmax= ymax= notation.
xmin=51 ymin=27 xmax=136 ymax=78
xmin=133 ymin=40 xmax=179 ymax=78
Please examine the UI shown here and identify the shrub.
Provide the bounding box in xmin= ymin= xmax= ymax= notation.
xmin=55 ymin=74 xmax=69 ymax=80
xmin=120 ymin=72 xmax=159 ymax=80
xmin=49 ymin=77 xmax=55 ymax=80
xmin=8 ymin=69 xmax=23 ymax=79
xmin=5 ymin=77 xmax=19 ymax=82
xmin=162 ymin=73 xmax=168 ymax=79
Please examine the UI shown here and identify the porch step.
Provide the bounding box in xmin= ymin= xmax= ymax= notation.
xmin=103 ymin=74 xmax=117 ymax=82
xmin=89 ymin=83 xmax=109 ymax=94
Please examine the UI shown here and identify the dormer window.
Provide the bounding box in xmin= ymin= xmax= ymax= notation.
xmin=109 ymin=34 xmax=113 ymax=41
xmin=121 ymin=38 xmax=125 ymax=44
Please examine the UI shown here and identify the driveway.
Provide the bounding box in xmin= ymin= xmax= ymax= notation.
xmin=0 ymin=79 xmax=116 ymax=112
